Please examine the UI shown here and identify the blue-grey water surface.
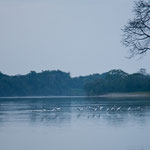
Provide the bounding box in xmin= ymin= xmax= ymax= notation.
xmin=0 ymin=97 xmax=150 ymax=150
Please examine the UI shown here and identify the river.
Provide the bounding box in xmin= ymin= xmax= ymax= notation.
xmin=0 ymin=97 xmax=150 ymax=150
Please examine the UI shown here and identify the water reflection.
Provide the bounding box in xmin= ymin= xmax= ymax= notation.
xmin=0 ymin=97 xmax=150 ymax=126
xmin=0 ymin=97 xmax=150 ymax=150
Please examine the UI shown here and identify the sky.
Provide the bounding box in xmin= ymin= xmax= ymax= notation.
xmin=0 ymin=0 xmax=150 ymax=77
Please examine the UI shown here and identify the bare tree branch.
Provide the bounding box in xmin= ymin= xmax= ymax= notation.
xmin=122 ymin=0 xmax=150 ymax=57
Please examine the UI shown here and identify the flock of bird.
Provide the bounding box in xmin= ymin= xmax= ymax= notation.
xmin=30 ymin=105 xmax=145 ymax=122
xmin=32 ymin=105 xmax=142 ymax=113
xmin=32 ymin=107 xmax=62 ymax=112
xmin=75 ymin=105 xmax=142 ymax=112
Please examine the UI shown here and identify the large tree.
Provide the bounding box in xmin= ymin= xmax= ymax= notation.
xmin=122 ymin=0 xmax=150 ymax=57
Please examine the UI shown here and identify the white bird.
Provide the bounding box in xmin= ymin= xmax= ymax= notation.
xmin=56 ymin=107 xmax=61 ymax=111
xmin=111 ymin=107 xmax=115 ymax=111
xmin=94 ymin=108 xmax=98 ymax=111
xmin=50 ymin=108 xmax=56 ymax=111
xmin=128 ymin=107 xmax=131 ymax=111
xmin=116 ymin=107 xmax=121 ymax=111
xmin=43 ymin=109 xmax=46 ymax=112
xmin=100 ymin=106 xmax=103 ymax=110
xmin=106 ymin=108 xmax=110 ymax=112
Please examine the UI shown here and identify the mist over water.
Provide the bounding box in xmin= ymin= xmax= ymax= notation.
xmin=0 ymin=97 xmax=150 ymax=150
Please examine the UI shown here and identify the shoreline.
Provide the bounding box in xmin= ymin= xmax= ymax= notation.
xmin=98 ymin=92 xmax=150 ymax=98
xmin=0 ymin=92 xmax=150 ymax=99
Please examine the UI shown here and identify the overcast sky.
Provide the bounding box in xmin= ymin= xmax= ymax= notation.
xmin=0 ymin=0 xmax=150 ymax=77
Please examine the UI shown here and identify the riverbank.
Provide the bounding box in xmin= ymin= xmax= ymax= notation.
xmin=0 ymin=92 xmax=150 ymax=99
xmin=98 ymin=92 xmax=150 ymax=98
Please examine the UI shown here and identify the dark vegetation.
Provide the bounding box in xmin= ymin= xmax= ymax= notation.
xmin=0 ymin=70 xmax=100 ymax=96
xmin=0 ymin=69 xmax=150 ymax=97
xmin=85 ymin=69 xmax=150 ymax=95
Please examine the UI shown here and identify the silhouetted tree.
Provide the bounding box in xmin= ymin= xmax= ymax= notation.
xmin=0 ymin=69 xmax=150 ymax=96
xmin=84 ymin=69 xmax=150 ymax=95
xmin=138 ymin=68 xmax=147 ymax=75
xmin=122 ymin=0 xmax=150 ymax=57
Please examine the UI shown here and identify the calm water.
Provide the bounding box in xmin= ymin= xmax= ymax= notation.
xmin=0 ymin=97 xmax=150 ymax=150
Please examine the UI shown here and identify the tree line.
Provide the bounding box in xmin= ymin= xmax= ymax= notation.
xmin=0 ymin=69 xmax=150 ymax=97
xmin=84 ymin=69 xmax=150 ymax=95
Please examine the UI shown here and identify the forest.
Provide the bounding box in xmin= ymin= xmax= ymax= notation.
xmin=0 ymin=69 xmax=150 ymax=97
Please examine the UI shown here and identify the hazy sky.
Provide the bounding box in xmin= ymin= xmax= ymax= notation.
xmin=0 ymin=0 xmax=149 ymax=77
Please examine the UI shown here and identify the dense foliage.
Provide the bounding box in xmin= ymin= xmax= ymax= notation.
xmin=0 ymin=69 xmax=150 ymax=96
xmin=84 ymin=69 xmax=150 ymax=95
xmin=0 ymin=70 xmax=100 ymax=96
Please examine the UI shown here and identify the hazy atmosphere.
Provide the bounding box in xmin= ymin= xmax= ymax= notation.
xmin=1 ymin=1 xmax=150 ymax=150
xmin=0 ymin=0 xmax=149 ymax=76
